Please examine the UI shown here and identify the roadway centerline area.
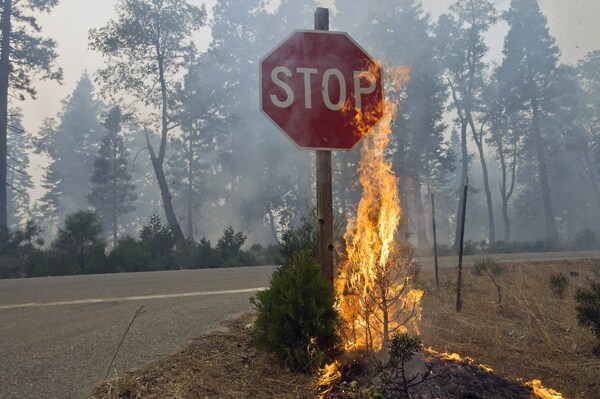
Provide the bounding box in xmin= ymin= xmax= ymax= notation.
xmin=0 ymin=287 xmax=267 ymax=310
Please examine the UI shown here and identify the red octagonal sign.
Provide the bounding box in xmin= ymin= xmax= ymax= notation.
xmin=260 ymin=30 xmax=384 ymax=150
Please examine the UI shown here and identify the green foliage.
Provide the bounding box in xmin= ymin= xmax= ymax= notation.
xmin=473 ymin=256 xmax=505 ymax=277
xmin=372 ymin=333 xmax=431 ymax=399
xmin=106 ymin=235 xmax=152 ymax=273
xmin=51 ymin=211 xmax=105 ymax=274
xmin=88 ymin=105 xmax=137 ymax=245
xmin=216 ymin=226 xmax=246 ymax=266
xmin=574 ymin=280 xmax=600 ymax=353
xmin=338 ymin=381 xmax=383 ymax=399
xmin=139 ymin=213 xmax=176 ymax=269
xmin=251 ymin=250 xmax=338 ymax=371
xmin=549 ymin=273 xmax=569 ymax=299
xmin=277 ymin=213 xmax=317 ymax=262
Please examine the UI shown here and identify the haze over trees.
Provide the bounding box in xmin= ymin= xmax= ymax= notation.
xmin=1 ymin=0 xmax=600 ymax=277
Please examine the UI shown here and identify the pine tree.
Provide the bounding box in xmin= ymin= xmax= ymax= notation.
xmin=436 ymin=0 xmax=498 ymax=248
xmin=88 ymin=106 xmax=137 ymax=247
xmin=0 ymin=0 xmax=62 ymax=228
xmin=6 ymin=109 xmax=32 ymax=229
xmin=36 ymin=73 xmax=104 ymax=221
xmin=497 ymin=0 xmax=564 ymax=244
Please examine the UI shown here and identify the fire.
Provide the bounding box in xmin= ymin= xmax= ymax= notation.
xmin=317 ymin=361 xmax=342 ymax=397
xmin=425 ymin=347 xmax=494 ymax=373
xmin=335 ymin=64 xmax=421 ymax=353
xmin=525 ymin=379 xmax=565 ymax=399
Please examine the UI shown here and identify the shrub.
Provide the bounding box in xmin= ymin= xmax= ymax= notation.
xmin=251 ymin=250 xmax=338 ymax=371
xmin=139 ymin=213 xmax=175 ymax=269
xmin=277 ymin=214 xmax=317 ymax=262
xmin=216 ymin=226 xmax=246 ymax=266
xmin=575 ymin=280 xmax=600 ymax=355
xmin=51 ymin=211 xmax=106 ymax=274
xmin=373 ymin=333 xmax=431 ymax=399
xmin=107 ymin=235 xmax=153 ymax=272
xmin=549 ymin=272 xmax=569 ymax=299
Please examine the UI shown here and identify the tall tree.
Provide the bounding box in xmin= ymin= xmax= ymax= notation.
xmin=6 ymin=109 xmax=32 ymax=228
xmin=572 ymin=51 xmax=600 ymax=202
xmin=436 ymin=0 xmax=497 ymax=247
xmin=0 ymin=0 xmax=62 ymax=228
xmin=89 ymin=0 xmax=206 ymax=247
xmin=497 ymin=0 xmax=562 ymax=243
xmin=486 ymin=77 xmax=521 ymax=242
xmin=36 ymin=73 xmax=104 ymax=220
xmin=88 ymin=106 xmax=137 ymax=246
xmin=167 ymin=53 xmax=227 ymax=241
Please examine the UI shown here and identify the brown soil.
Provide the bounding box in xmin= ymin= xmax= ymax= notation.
xmin=88 ymin=259 xmax=600 ymax=399
xmin=87 ymin=312 xmax=314 ymax=399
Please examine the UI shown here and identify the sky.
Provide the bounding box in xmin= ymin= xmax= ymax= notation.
xmin=21 ymin=0 xmax=600 ymax=136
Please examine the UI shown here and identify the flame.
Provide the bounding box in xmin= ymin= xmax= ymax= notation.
xmin=525 ymin=380 xmax=565 ymax=399
xmin=317 ymin=361 xmax=342 ymax=399
xmin=335 ymin=65 xmax=421 ymax=353
xmin=425 ymin=347 xmax=494 ymax=373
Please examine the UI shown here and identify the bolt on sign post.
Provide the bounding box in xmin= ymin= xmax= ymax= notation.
xmin=259 ymin=8 xmax=384 ymax=283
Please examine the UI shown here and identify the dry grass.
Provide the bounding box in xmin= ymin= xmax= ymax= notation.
xmin=418 ymin=259 xmax=600 ymax=399
xmin=88 ymin=312 xmax=315 ymax=399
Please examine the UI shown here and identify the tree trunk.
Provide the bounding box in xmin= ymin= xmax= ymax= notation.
xmin=145 ymin=130 xmax=185 ymax=247
xmin=468 ymin=116 xmax=496 ymax=244
xmin=411 ymin=178 xmax=428 ymax=249
xmin=531 ymin=96 xmax=559 ymax=244
xmin=0 ymin=0 xmax=12 ymax=229
xmin=112 ymin=132 xmax=118 ymax=247
xmin=496 ymin=136 xmax=517 ymax=242
xmin=152 ymin=45 xmax=184 ymax=247
xmin=454 ymin=119 xmax=469 ymax=251
xmin=186 ymin=131 xmax=194 ymax=240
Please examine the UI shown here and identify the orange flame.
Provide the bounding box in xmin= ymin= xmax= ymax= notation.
xmin=525 ymin=380 xmax=565 ymax=399
xmin=335 ymin=65 xmax=421 ymax=353
xmin=317 ymin=361 xmax=342 ymax=399
xmin=425 ymin=347 xmax=494 ymax=373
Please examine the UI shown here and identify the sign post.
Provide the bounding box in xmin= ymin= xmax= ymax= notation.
xmin=314 ymin=7 xmax=334 ymax=284
xmin=259 ymin=8 xmax=384 ymax=284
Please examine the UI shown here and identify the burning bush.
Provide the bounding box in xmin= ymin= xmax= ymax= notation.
xmin=251 ymin=250 xmax=339 ymax=371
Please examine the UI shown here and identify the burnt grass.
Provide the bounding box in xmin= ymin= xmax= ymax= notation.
xmin=88 ymin=259 xmax=600 ymax=399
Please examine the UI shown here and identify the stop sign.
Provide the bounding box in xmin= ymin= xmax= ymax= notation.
xmin=260 ymin=30 xmax=384 ymax=150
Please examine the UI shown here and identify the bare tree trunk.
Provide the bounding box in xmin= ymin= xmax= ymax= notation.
xmin=151 ymin=46 xmax=184 ymax=247
xmin=531 ymin=96 xmax=559 ymax=244
xmin=0 ymin=0 xmax=12 ymax=229
xmin=186 ymin=131 xmax=194 ymax=240
xmin=145 ymin=130 xmax=184 ymax=247
xmin=411 ymin=178 xmax=428 ymax=249
xmin=468 ymin=115 xmax=496 ymax=244
xmin=454 ymin=120 xmax=469 ymax=251
xmin=112 ymin=131 xmax=118 ymax=247
xmin=496 ymin=136 xmax=517 ymax=242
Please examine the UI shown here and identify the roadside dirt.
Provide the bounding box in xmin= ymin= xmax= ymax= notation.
xmin=87 ymin=312 xmax=314 ymax=399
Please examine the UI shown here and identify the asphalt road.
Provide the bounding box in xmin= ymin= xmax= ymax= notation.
xmin=1 ymin=250 xmax=599 ymax=399
xmin=0 ymin=266 xmax=276 ymax=399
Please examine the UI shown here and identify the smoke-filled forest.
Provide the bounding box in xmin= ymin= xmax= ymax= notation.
xmin=1 ymin=0 xmax=599 ymax=277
